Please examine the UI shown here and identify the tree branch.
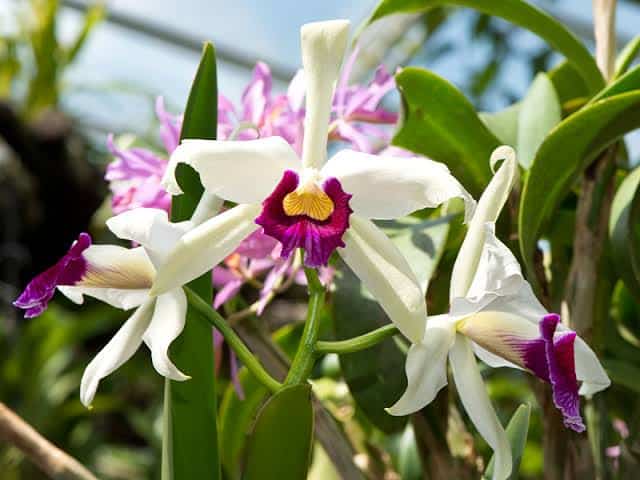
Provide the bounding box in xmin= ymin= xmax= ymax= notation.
xmin=0 ymin=402 xmax=98 ymax=480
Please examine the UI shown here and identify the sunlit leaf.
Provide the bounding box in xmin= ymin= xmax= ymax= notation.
xmin=479 ymin=103 xmax=521 ymax=146
xmin=615 ymin=35 xmax=640 ymax=79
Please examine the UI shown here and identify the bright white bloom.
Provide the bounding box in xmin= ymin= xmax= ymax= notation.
xmin=388 ymin=146 xmax=610 ymax=480
xmin=151 ymin=20 xmax=475 ymax=344
xmin=14 ymin=195 xmax=221 ymax=406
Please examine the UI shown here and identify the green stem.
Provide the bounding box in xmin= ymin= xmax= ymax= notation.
xmin=315 ymin=324 xmax=399 ymax=355
xmin=184 ymin=287 xmax=282 ymax=393
xmin=285 ymin=267 xmax=326 ymax=385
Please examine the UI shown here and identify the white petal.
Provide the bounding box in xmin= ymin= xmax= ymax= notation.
xmin=450 ymin=146 xmax=517 ymax=300
xmin=387 ymin=315 xmax=456 ymax=415
xmin=58 ymin=285 xmax=149 ymax=310
xmin=143 ymin=289 xmax=189 ymax=381
xmin=472 ymin=343 xmax=522 ymax=371
xmin=449 ymin=335 xmax=512 ymax=480
xmin=151 ymin=204 xmax=261 ymax=296
xmin=339 ymin=215 xmax=426 ymax=343
xmin=322 ymin=150 xmax=476 ymax=220
xmin=79 ymin=300 xmax=154 ymax=406
xmin=162 ymin=137 xmax=300 ymax=202
xmin=107 ymin=208 xmax=192 ymax=266
xmin=68 ymin=245 xmax=155 ymax=293
xmin=300 ymin=20 xmax=350 ymax=169
xmin=190 ymin=191 xmax=225 ymax=226
xmin=572 ymin=336 xmax=611 ymax=396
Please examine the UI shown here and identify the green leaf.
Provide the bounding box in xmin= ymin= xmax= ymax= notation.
xmin=609 ymin=166 xmax=640 ymax=302
xmin=548 ymin=61 xmax=589 ymax=108
xmin=519 ymin=92 xmax=640 ymax=283
xmin=219 ymin=368 xmax=268 ymax=478
xmin=367 ymin=0 xmax=604 ymax=94
xmin=243 ymin=384 xmax=314 ymax=480
xmin=484 ymin=404 xmax=531 ymax=479
xmin=602 ymin=358 xmax=640 ymax=394
xmin=164 ymin=43 xmax=220 ymax=480
xmin=378 ymin=215 xmax=451 ymax=295
xmin=393 ymin=67 xmax=500 ymax=195
xmin=332 ymin=262 xmax=408 ymax=434
xmin=591 ymin=64 xmax=640 ymax=103
xmin=517 ymin=73 xmax=561 ymax=169
xmin=479 ymin=103 xmax=521 ymax=146
xmin=615 ymin=35 xmax=640 ymax=79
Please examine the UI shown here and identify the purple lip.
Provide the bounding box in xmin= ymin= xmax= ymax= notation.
xmin=255 ymin=170 xmax=352 ymax=267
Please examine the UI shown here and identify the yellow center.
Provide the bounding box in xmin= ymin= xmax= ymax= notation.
xmin=283 ymin=182 xmax=334 ymax=221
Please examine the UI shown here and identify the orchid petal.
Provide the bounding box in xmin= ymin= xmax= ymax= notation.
xmin=162 ymin=137 xmax=300 ymax=202
xmin=81 ymin=245 xmax=155 ymax=289
xmin=107 ymin=208 xmax=191 ymax=266
xmin=300 ymin=20 xmax=350 ymax=169
xmin=151 ymin=204 xmax=261 ymax=296
xmin=322 ymin=149 xmax=476 ymax=220
xmin=80 ymin=300 xmax=154 ymax=406
xmin=387 ymin=315 xmax=456 ymax=415
xmin=58 ymin=286 xmax=149 ymax=310
xmin=339 ymin=215 xmax=426 ymax=343
xmin=573 ymin=336 xmax=611 ymax=396
xmin=449 ymin=335 xmax=512 ymax=480
xmin=450 ymin=146 xmax=518 ymax=300
xmin=143 ymin=289 xmax=189 ymax=381
xmin=287 ymin=69 xmax=306 ymax=113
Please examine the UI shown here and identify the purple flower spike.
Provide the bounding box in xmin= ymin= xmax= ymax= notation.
xmin=13 ymin=233 xmax=91 ymax=318
xmin=256 ymin=170 xmax=352 ymax=268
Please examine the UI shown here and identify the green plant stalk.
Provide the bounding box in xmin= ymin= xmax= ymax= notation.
xmin=315 ymin=324 xmax=399 ymax=355
xmin=183 ymin=287 xmax=282 ymax=393
xmin=285 ymin=268 xmax=326 ymax=385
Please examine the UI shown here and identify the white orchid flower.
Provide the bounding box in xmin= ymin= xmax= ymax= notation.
xmin=151 ymin=19 xmax=475 ymax=344
xmin=388 ymin=146 xmax=611 ymax=480
xmin=13 ymin=195 xmax=222 ymax=407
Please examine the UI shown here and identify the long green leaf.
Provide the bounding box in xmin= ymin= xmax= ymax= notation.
xmin=609 ymin=166 xmax=640 ymax=302
xmin=367 ymin=0 xmax=604 ymax=94
xmin=517 ymin=73 xmax=561 ymax=169
xmin=243 ymin=384 xmax=314 ymax=480
xmin=548 ymin=61 xmax=589 ymax=108
xmin=164 ymin=43 xmax=220 ymax=480
xmin=479 ymin=103 xmax=521 ymax=146
xmin=393 ymin=67 xmax=500 ymax=195
xmin=615 ymin=35 xmax=640 ymax=79
xmin=519 ymin=92 xmax=640 ymax=282
xmin=484 ymin=404 xmax=531 ymax=479
xmin=591 ymin=64 xmax=640 ymax=103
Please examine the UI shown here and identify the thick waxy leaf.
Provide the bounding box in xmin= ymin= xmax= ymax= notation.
xmin=367 ymin=0 xmax=603 ymax=94
xmin=548 ymin=61 xmax=589 ymax=108
xmin=517 ymin=73 xmax=561 ymax=169
xmin=243 ymin=384 xmax=314 ymax=480
xmin=378 ymin=215 xmax=451 ymax=295
xmin=164 ymin=43 xmax=220 ymax=480
xmin=484 ymin=404 xmax=531 ymax=479
xmin=393 ymin=67 xmax=500 ymax=195
xmin=615 ymin=35 xmax=640 ymax=79
xmin=591 ymin=64 xmax=640 ymax=103
xmin=332 ymin=262 xmax=408 ymax=433
xmin=609 ymin=166 xmax=640 ymax=302
xmin=219 ymin=369 xmax=268 ymax=478
xmin=519 ymin=92 xmax=640 ymax=282
xmin=479 ymin=103 xmax=520 ymax=146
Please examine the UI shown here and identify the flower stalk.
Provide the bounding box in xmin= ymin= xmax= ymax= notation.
xmin=183 ymin=286 xmax=283 ymax=393
xmin=315 ymin=324 xmax=399 ymax=355
xmin=284 ymin=267 xmax=326 ymax=385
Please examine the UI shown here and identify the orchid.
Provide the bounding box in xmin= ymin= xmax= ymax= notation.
xmin=13 ymin=195 xmax=221 ymax=407
xmin=388 ymin=146 xmax=611 ymax=480
xmin=150 ymin=19 xmax=475 ymax=344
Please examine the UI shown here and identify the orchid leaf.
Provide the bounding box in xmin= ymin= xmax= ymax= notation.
xmin=615 ymin=35 xmax=640 ymax=79
xmin=393 ymin=67 xmax=500 ymax=195
xmin=519 ymin=92 xmax=640 ymax=284
xmin=484 ymin=404 xmax=531 ymax=479
xmin=219 ymin=368 xmax=268 ymax=478
xmin=548 ymin=60 xmax=589 ymax=108
xmin=517 ymin=73 xmax=561 ymax=169
xmin=164 ymin=42 xmax=220 ymax=480
xmin=609 ymin=166 xmax=640 ymax=302
xmin=591 ymin=64 xmax=640 ymax=103
xmin=367 ymin=0 xmax=603 ymax=94
xmin=479 ymin=103 xmax=521 ymax=146
xmin=243 ymin=384 xmax=314 ymax=480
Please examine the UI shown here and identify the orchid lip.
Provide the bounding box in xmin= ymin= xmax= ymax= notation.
xmin=255 ymin=169 xmax=352 ymax=268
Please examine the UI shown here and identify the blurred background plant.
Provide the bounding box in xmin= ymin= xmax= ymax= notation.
xmin=1 ymin=0 xmax=640 ymax=479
